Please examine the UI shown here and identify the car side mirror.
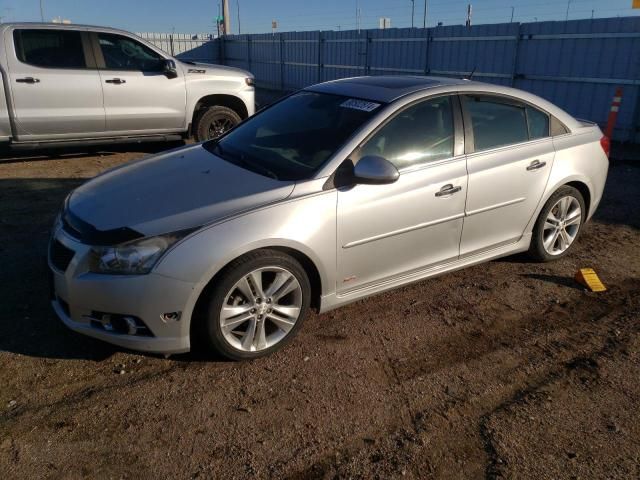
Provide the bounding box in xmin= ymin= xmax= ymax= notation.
xmin=352 ymin=155 xmax=400 ymax=185
xmin=164 ymin=59 xmax=178 ymax=79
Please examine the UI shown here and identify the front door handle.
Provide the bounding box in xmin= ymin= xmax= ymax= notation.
xmin=16 ymin=77 xmax=40 ymax=84
xmin=526 ymin=159 xmax=547 ymax=171
xmin=105 ymin=78 xmax=126 ymax=84
xmin=435 ymin=184 xmax=462 ymax=197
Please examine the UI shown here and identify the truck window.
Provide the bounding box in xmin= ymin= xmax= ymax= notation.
xmin=97 ymin=33 xmax=165 ymax=72
xmin=14 ymin=29 xmax=86 ymax=69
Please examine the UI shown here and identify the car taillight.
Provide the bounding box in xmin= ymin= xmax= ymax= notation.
xmin=600 ymin=135 xmax=610 ymax=158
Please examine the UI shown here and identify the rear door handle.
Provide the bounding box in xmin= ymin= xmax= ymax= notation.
xmin=105 ymin=78 xmax=126 ymax=84
xmin=526 ymin=160 xmax=547 ymax=171
xmin=16 ymin=77 xmax=40 ymax=84
xmin=435 ymin=184 xmax=462 ymax=197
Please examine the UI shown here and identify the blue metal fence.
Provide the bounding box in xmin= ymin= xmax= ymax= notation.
xmin=151 ymin=18 xmax=640 ymax=142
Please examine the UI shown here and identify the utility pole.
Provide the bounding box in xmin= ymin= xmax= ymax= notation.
xmin=222 ymin=0 xmax=231 ymax=36
xmin=40 ymin=0 xmax=44 ymax=21
xmin=356 ymin=0 xmax=361 ymax=34
xmin=466 ymin=4 xmax=472 ymax=27
xmin=565 ymin=0 xmax=573 ymax=21
xmin=216 ymin=3 xmax=220 ymax=37
xmin=411 ymin=0 xmax=415 ymax=28
xmin=423 ymin=0 xmax=427 ymax=28
xmin=510 ymin=6 xmax=514 ymax=23
xmin=237 ymin=0 xmax=241 ymax=34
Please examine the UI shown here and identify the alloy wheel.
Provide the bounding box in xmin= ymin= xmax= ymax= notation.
xmin=208 ymin=116 xmax=235 ymax=139
xmin=219 ymin=267 xmax=303 ymax=352
xmin=542 ymin=196 xmax=582 ymax=255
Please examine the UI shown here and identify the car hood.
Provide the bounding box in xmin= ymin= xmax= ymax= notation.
xmin=67 ymin=144 xmax=294 ymax=239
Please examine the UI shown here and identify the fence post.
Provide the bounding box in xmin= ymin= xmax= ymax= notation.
xmin=364 ymin=29 xmax=371 ymax=75
xmin=247 ymin=35 xmax=252 ymax=75
xmin=510 ymin=23 xmax=522 ymax=87
xmin=218 ymin=35 xmax=225 ymax=65
xmin=317 ymin=31 xmax=324 ymax=83
xmin=280 ymin=33 xmax=285 ymax=92
xmin=424 ymin=27 xmax=431 ymax=75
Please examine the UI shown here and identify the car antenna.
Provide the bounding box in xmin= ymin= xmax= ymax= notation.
xmin=465 ymin=66 xmax=477 ymax=80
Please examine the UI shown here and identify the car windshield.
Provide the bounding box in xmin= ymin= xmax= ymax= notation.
xmin=203 ymin=92 xmax=382 ymax=181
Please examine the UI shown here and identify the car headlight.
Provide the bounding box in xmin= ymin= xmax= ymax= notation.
xmin=89 ymin=230 xmax=193 ymax=275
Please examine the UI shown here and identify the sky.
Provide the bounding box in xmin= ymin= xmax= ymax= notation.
xmin=0 ymin=0 xmax=639 ymax=34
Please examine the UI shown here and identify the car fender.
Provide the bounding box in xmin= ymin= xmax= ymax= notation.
xmin=154 ymin=189 xmax=338 ymax=319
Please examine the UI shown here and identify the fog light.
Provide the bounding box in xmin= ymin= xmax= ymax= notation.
xmin=160 ymin=312 xmax=181 ymax=322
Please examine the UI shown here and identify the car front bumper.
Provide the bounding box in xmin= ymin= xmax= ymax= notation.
xmin=49 ymin=227 xmax=196 ymax=354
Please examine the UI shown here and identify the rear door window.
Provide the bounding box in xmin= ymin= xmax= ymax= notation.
xmin=464 ymin=95 xmax=529 ymax=152
xmin=14 ymin=29 xmax=87 ymax=69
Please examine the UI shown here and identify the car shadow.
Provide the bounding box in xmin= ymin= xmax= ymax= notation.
xmin=0 ymin=140 xmax=186 ymax=164
xmin=519 ymin=273 xmax=584 ymax=291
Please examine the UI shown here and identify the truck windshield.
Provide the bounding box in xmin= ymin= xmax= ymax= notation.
xmin=203 ymin=92 xmax=382 ymax=181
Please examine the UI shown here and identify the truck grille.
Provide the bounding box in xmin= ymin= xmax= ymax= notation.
xmin=49 ymin=239 xmax=75 ymax=272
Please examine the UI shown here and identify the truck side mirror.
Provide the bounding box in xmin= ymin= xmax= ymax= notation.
xmin=164 ymin=59 xmax=178 ymax=79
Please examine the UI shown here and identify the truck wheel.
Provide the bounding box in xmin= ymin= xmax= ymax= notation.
xmin=194 ymin=106 xmax=241 ymax=142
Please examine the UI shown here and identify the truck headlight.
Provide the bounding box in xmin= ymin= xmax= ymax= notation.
xmin=89 ymin=230 xmax=192 ymax=275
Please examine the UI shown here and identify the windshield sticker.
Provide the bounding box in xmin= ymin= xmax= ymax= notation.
xmin=340 ymin=99 xmax=381 ymax=112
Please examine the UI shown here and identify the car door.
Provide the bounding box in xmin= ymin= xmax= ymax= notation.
xmin=91 ymin=31 xmax=186 ymax=133
xmin=336 ymin=95 xmax=467 ymax=294
xmin=459 ymin=94 xmax=555 ymax=256
xmin=5 ymin=27 xmax=105 ymax=139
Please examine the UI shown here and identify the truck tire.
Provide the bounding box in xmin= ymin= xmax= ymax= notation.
xmin=193 ymin=106 xmax=242 ymax=142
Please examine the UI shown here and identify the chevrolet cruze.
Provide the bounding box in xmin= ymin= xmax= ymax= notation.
xmin=49 ymin=76 xmax=609 ymax=360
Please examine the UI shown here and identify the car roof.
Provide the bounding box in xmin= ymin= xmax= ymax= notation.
xmin=305 ymin=75 xmax=476 ymax=103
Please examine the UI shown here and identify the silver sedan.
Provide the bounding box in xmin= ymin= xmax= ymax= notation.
xmin=49 ymin=76 xmax=609 ymax=360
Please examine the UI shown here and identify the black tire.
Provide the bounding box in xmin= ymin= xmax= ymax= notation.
xmin=193 ymin=106 xmax=242 ymax=142
xmin=528 ymin=185 xmax=586 ymax=262
xmin=193 ymin=249 xmax=311 ymax=361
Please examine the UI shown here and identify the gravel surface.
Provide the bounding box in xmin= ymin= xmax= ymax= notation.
xmin=1 ymin=144 xmax=639 ymax=479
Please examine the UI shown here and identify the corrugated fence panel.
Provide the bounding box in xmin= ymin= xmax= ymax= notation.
xmin=144 ymin=17 xmax=640 ymax=141
xmin=368 ymin=28 xmax=428 ymax=76
xmin=282 ymin=31 xmax=320 ymax=91
xmin=321 ymin=30 xmax=367 ymax=82
xmin=515 ymin=17 xmax=640 ymax=141
xmin=429 ymin=23 xmax=518 ymax=87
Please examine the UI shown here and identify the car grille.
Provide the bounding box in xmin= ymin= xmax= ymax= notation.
xmin=49 ymin=239 xmax=75 ymax=272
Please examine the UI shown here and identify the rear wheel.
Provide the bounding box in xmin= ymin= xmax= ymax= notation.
xmin=194 ymin=250 xmax=311 ymax=360
xmin=528 ymin=186 xmax=585 ymax=262
xmin=193 ymin=106 xmax=241 ymax=142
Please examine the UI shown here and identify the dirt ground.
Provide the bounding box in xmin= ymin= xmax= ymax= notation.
xmin=0 ymin=143 xmax=639 ymax=480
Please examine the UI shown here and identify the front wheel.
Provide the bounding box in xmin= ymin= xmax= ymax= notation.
xmin=193 ymin=106 xmax=242 ymax=142
xmin=528 ymin=185 xmax=586 ymax=262
xmin=194 ymin=250 xmax=311 ymax=360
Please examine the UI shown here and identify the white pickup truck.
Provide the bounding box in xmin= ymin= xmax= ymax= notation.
xmin=0 ymin=23 xmax=255 ymax=150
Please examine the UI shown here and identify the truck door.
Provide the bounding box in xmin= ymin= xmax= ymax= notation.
xmin=5 ymin=27 xmax=105 ymax=140
xmin=90 ymin=32 xmax=186 ymax=134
